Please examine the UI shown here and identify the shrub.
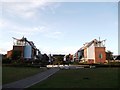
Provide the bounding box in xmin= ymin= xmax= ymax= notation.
xmin=2 ymin=58 xmax=12 ymax=64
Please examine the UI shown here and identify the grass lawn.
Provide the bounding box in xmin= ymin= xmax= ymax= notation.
xmin=2 ymin=66 xmax=47 ymax=84
xmin=30 ymin=68 xmax=119 ymax=88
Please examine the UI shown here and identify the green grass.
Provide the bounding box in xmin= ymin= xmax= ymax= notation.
xmin=30 ymin=68 xmax=119 ymax=88
xmin=2 ymin=66 xmax=47 ymax=84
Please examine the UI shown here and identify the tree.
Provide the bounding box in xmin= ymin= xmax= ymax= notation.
xmin=41 ymin=54 xmax=49 ymax=66
xmin=53 ymin=55 xmax=64 ymax=65
xmin=12 ymin=50 xmax=21 ymax=60
xmin=65 ymin=54 xmax=71 ymax=65
xmin=106 ymin=50 xmax=113 ymax=63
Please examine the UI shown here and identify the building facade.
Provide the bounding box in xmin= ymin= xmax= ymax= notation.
xmin=76 ymin=39 xmax=106 ymax=64
xmin=7 ymin=37 xmax=41 ymax=60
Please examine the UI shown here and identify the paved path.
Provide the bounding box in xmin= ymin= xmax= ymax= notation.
xmin=2 ymin=68 xmax=60 ymax=89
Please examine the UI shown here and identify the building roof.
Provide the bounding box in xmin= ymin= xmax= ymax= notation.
xmin=113 ymin=55 xmax=120 ymax=60
xmin=13 ymin=37 xmax=38 ymax=50
xmin=13 ymin=36 xmax=27 ymax=41
xmin=78 ymin=39 xmax=97 ymax=50
xmin=78 ymin=39 xmax=104 ymax=51
xmin=84 ymin=39 xmax=98 ymax=48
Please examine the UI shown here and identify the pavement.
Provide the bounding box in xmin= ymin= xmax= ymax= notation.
xmin=2 ymin=68 xmax=60 ymax=89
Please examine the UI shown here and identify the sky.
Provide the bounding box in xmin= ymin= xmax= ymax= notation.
xmin=0 ymin=0 xmax=118 ymax=55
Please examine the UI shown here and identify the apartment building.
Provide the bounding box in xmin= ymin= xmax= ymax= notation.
xmin=76 ymin=39 xmax=106 ymax=64
xmin=7 ymin=37 xmax=41 ymax=60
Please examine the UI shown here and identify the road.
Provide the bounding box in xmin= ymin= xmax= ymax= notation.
xmin=2 ymin=68 xmax=60 ymax=89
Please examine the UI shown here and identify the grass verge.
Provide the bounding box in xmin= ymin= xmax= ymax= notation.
xmin=2 ymin=66 xmax=47 ymax=84
xmin=29 ymin=68 xmax=119 ymax=88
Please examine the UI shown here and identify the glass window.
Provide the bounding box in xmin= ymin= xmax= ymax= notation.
xmin=99 ymin=53 xmax=102 ymax=59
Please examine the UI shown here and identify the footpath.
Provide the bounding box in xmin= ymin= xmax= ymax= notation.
xmin=2 ymin=68 xmax=60 ymax=89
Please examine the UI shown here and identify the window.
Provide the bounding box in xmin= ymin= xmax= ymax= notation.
xmin=99 ymin=53 xmax=102 ymax=59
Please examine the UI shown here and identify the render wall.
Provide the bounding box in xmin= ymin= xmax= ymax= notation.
xmin=87 ymin=43 xmax=95 ymax=59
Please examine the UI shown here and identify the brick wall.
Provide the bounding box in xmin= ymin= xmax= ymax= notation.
xmin=95 ymin=47 xmax=106 ymax=63
xmin=7 ymin=50 xmax=13 ymax=58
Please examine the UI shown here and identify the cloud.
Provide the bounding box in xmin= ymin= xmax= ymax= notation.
xmin=1 ymin=18 xmax=63 ymax=39
xmin=45 ymin=31 xmax=63 ymax=39
xmin=1 ymin=1 xmax=62 ymax=36
xmin=0 ymin=18 xmax=9 ymax=39
xmin=59 ymin=46 xmax=80 ymax=54
xmin=0 ymin=41 xmax=13 ymax=54
xmin=2 ymin=1 xmax=46 ymax=19
xmin=0 ymin=21 xmax=3 ymax=28
xmin=0 ymin=1 xmax=62 ymax=54
xmin=0 ymin=18 xmax=48 ymax=35
xmin=0 ymin=19 xmax=11 ymax=32
xmin=47 ymin=2 xmax=61 ymax=14
xmin=1 ymin=0 xmax=119 ymax=2
xmin=9 ymin=25 xmax=49 ymax=36
xmin=0 ymin=48 xmax=7 ymax=54
xmin=2 ymin=1 xmax=60 ymax=19
xmin=39 ymin=46 xmax=80 ymax=55
xmin=0 ymin=18 xmax=7 ymax=28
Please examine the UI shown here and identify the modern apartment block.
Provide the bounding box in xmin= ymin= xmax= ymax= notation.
xmin=7 ymin=37 xmax=41 ymax=60
xmin=75 ymin=39 xmax=106 ymax=64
